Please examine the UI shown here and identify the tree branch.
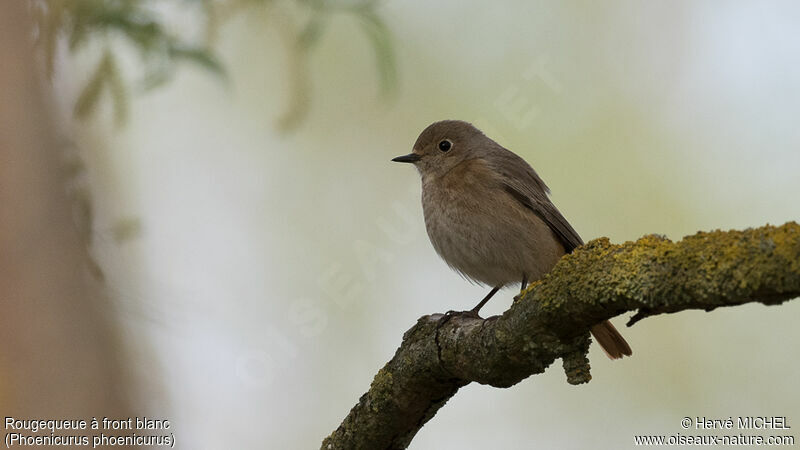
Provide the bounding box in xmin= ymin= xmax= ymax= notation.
xmin=322 ymin=222 xmax=800 ymax=450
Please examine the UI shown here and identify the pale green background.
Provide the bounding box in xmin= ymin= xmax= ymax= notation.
xmin=61 ymin=1 xmax=800 ymax=448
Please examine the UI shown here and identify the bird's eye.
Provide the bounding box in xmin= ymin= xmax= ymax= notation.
xmin=438 ymin=139 xmax=453 ymax=152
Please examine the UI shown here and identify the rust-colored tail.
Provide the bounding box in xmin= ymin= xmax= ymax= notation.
xmin=590 ymin=320 xmax=632 ymax=360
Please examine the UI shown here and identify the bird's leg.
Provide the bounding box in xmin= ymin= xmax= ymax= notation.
xmin=469 ymin=286 xmax=501 ymax=316
xmin=437 ymin=286 xmax=501 ymax=331
xmin=521 ymin=274 xmax=528 ymax=292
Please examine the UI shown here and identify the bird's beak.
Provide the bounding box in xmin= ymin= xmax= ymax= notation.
xmin=391 ymin=153 xmax=421 ymax=163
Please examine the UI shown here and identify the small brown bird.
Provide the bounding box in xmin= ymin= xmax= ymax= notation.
xmin=392 ymin=120 xmax=631 ymax=359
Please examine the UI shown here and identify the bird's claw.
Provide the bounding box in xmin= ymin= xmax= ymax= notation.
xmin=439 ymin=309 xmax=482 ymax=321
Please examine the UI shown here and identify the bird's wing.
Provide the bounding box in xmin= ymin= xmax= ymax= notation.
xmin=485 ymin=146 xmax=584 ymax=253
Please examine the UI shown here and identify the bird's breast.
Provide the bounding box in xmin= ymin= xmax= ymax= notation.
xmin=419 ymin=162 xmax=565 ymax=287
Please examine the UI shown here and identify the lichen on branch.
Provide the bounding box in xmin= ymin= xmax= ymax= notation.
xmin=322 ymin=222 xmax=800 ymax=450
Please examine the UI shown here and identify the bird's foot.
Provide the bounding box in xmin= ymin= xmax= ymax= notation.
xmin=435 ymin=309 xmax=482 ymax=332
xmin=462 ymin=308 xmax=484 ymax=319
xmin=440 ymin=309 xmax=483 ymax=321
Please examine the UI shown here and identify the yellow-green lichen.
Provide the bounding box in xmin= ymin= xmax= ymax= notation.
xmin=368 ymin=368 xmax=394 ymax=412
xmin=516 ymin=222 xmax=800 ymax=327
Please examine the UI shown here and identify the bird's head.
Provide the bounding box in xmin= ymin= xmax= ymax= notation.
xmin=392 ymin=120 xmax=490 ymax=179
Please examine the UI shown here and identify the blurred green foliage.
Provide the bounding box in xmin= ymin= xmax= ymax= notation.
xmin=31 ymin=0 xmax=396 ymax=130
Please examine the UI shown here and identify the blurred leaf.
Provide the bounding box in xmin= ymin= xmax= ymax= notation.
xmin=358 ymin=10 xmax=397 ymax=97
xmin=68 ymin=20 xmax=91 ymax=51
xmin=86 ymin=256 xmax=106 ymax=281
xmin=40 ymin=1 xmax=66 ymax=79
xmin=275 ymin=11 xmax=311 ymax=132
xmin=111 ymin=18 xmax=163 ymax=54
xmin=73 ymin=50 xmax=128 ymax=124
xmin=87 ymin=2 xmax=164 ymax=53
xmin=140 ymin=66 xmax=174 ymax=91
xmin=168 ymin=44 xmax=226 ymax=76
xmin=105 ymin=52 xmax=129 ymax=125
xmin=35 ymin=0 xmax=397 ymax=129
xmin=74 ymin=51 xmax=112 ymax=118
xmin=297 ymin=15 xmax=326 ymax=50
xmin=71 ymin=189 xmax=94 ymax=244
xmin=62 ymin=157 xmax=86 ymax=180
xmin=111 ymin=217 xmax=142 ymax=242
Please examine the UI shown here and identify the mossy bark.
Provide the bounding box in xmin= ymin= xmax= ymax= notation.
xmin=322 ymin=222 xmax=800 ymax=450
